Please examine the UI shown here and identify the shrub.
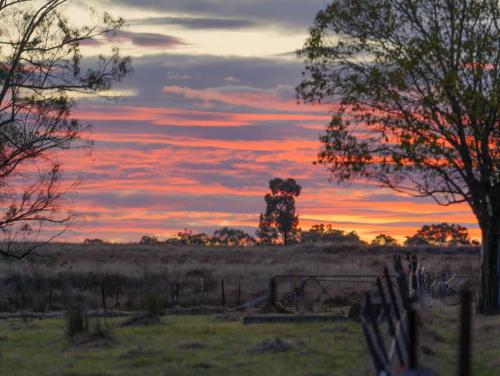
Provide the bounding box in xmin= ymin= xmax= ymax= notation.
xmin=64 ymin=308 xmax=89 ymax=339
xmin=144 ymin=293 xmax=164 ymax=318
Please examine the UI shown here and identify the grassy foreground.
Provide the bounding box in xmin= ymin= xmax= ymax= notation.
xmin=0 ymin=315 xmax=367 ymax=376
xmin=1 ymin=305 xmax=500 ymax=375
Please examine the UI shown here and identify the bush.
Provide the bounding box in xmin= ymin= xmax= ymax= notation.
xmin=144 ymin=293 xmax=164 ymax=318
xmin=64 ymin=309 xmax=89 ymax=339
xmin=64 ymin=308 xmax=113 ymax=344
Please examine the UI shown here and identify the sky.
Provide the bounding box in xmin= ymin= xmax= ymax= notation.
xmin=58 ymin=0 xmax=480 ymax=243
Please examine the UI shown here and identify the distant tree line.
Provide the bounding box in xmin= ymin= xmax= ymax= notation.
xmin=82 ymin=177 xmax=478 ymax=248
xmin=83 ymin=221 xmax=477 ymax=248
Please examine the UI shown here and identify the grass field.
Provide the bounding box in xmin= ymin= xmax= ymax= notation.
xmin=0 ymin=242 xmax=480 ymax=312
xmin=0 ymin=315 xmax=367 ymax=376
xmin=1 ymin=243 xmax=498 ymax=375
xmin=1 ymin=303 xmax=500 ymax=376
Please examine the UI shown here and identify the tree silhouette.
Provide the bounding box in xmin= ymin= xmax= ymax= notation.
xmin=298 ymin=0 xmax=500 ymax=312
xmin=140 ymin=235 xmax=159 ymax=245
xmin=405 ymin=223 xmax=471 ymax=247
xmin=300 ymin=224 xmax=362 ymax=244
xmin=0 ymin=1 xmax=131 ymax=259
xmin=213 ymin=227 xmax=255 ymax=246
xmin=371 ymin=234 xmax=398 ymax=247
xmin=256 ymin=213 xmax=279 ymax=245
xmin=175 ymin=229 xmax=212 ymax=246
xmin=258 ymin=178 xmax=301 ymax=245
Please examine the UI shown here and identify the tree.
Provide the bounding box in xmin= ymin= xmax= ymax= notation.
xmin=83 ymin=238 xmax=105 ymax=245
xmin=139 ymin=235 xmax=159 ymax=245
xmin=212 ymin=227 xmax=256 ymax=247
xmin=0 ymin=1 xmax=131 ymax=259
xmin=405 ymin=223 xmax=471 ymax=246
xmin=371 ymin=234 xmax=398 ymax=246
xmin=256 ymin=213 xmax=279 ymax=245
xmin=175 ymin=229 xmax=212 ymax=246
xmin=298 ymin=0 xmax=500 ymax=312
xmin=300 ymin=224 xmax=363 ymax=244
xmin=259 ymin=178 xmax=301 ymax=245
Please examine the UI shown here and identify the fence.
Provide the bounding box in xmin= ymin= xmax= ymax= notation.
xmin=360 ymin=254 xmax=474 ymax=376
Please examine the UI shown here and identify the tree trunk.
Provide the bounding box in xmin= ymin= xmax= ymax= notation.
xmin=283 ymin=231 xmax=288 ymax=246
xmin=479 ymin=219 xmax=500 ymax=314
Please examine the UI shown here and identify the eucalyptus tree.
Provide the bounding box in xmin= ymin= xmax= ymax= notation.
xmin=0 ymin=0 xmax=131 ymax=258
xmin=259 ymin=178 xmax=301 ymax=245
xmin=297 ymin=0 xmax=500 ymax=312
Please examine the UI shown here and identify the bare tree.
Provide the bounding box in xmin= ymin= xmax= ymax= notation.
xmin=0 ymin=0 xmax=131 ymax=258
xmin=297 ymin=0 xmax=499 ymax=312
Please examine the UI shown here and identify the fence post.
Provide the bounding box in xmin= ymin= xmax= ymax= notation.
xmin=221 ymin=279 xmax=225 ymax=308
xmin=408 ymin=308 xmax=418 ymax=369
xmin=377 ymin=277 xmax=405 ymax=367
xmin=48 ymin=287 xmax=53 ymax=311
xmin=360 ymin=295 xmax=387 ymax=373
xmin=101 ymin=280 xmax=106 ymax=311
xmin=439 ymin=272 xmax=447 ymax=299
xmin=365 ymin=292 xmax=389 ymax=365
xmin=176 ymin=282 xmax=180 ymax=306
xmin=269 ymin=277 xmax=277 ymax=307
xmin=115 ymin=287 xmax=120 ymax=308
xmin=237 ymin=282 xmax=241 ymax=306
xmin=459 ymin=289 xmax=472 ymax=376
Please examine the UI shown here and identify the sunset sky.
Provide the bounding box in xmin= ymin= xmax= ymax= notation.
xmin=61 ymin=0 xmax=479 ymax=243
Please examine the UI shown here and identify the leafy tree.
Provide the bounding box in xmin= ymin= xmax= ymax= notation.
xmin=83 ymin=239 xmax=105 ymax=245
xmin=404 ymin=223 xmax=471 ymax=246
xmin=175 ymin=229 xmax=212 ymax=246
xmin=259 ymin=178 xmax=301 ymax=245
xmin=0 ymin=1 xmax=131 ymax=259
xmin=256 ymin=213 xmax=279 ymax=245
xmin=371 ymin=234 xmax=398 ymax=246
xmin=212 ymin=227 xmax=255 ymax=247
xmin=298 ymin=0 xmax=500 ymax=312
xmin=139 ymin=235 xmax=159 ymax=245
xmin=300 ymin=224 xmax=362 ymax=244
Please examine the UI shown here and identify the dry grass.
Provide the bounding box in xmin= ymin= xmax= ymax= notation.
xmin=0 ymin=242 xmax=480 ymax=312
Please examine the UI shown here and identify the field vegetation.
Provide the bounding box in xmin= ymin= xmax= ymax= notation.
xmin=0 ymin=242 xmax=480 ymax=313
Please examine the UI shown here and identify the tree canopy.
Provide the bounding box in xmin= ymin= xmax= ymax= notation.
xmin=300 ymin=224 xmax=362 ymax=244
xmin=404 ymin=222 xmax=472 ymax=246
xmin=258 ymin=178 xmax=301 ymax=245
xmin=371 ymin=234 xmax=398 ymax=246
xmin=0 ymin=0 xmax=131 ymax=258
xmin=298 ymin=0 xmax=500 ymax=312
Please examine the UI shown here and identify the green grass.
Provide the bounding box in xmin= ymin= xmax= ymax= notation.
xmin=0 ymin=315 xmax=367 ymax=376
xmin=2 ymin=306 xmax=500 ymax=376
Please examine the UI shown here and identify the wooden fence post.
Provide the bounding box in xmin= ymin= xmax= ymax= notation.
xmin=48 ymin=287 xmax=53 ymax=311
xmin=221 ymin=279 xmax=225 ymax=307
xmin=408 ymin=308 xmax=418 ymax=369
xmin=115 ymin=287 xmax=120 ymax=308
xmin=101 ymin=280 xmax=106 ymax=311
xmin=459 ymin=289 xmax=472 ymax=376
xmin=439 ymin=272 xmax=447 ymax=299
xmin=365 ymin=292 xmax=389 ymax=365
xmin=377 ymin=277 xmax=405 ymax=367
xmin=237 ymin=282 xmax=241 ymax=306
xmin=269 ymin=277 xmax=277 ymax=307
xmin=360 ymin=295 xmax=387 ymax=373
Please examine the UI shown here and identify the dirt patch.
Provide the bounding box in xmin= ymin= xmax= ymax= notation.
xmin=118 ymin=347 xmax=161 ymax=359
xmin=211 ymin=312 xmax=242 ymax=322
xmin=71 ymin=331 xmax=113 ymax=348
xmin=192 ymin=362 xmax=212 ymax=369
xmin=178 ymin=342 xmax=206 ymax=350
xmin=120 ymin=314 xmax=160 ymax=327
xmin=250 ymin=338 xmax=294 ymax=354
xmin=166 ymin=306 xmax=224 ymax=315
